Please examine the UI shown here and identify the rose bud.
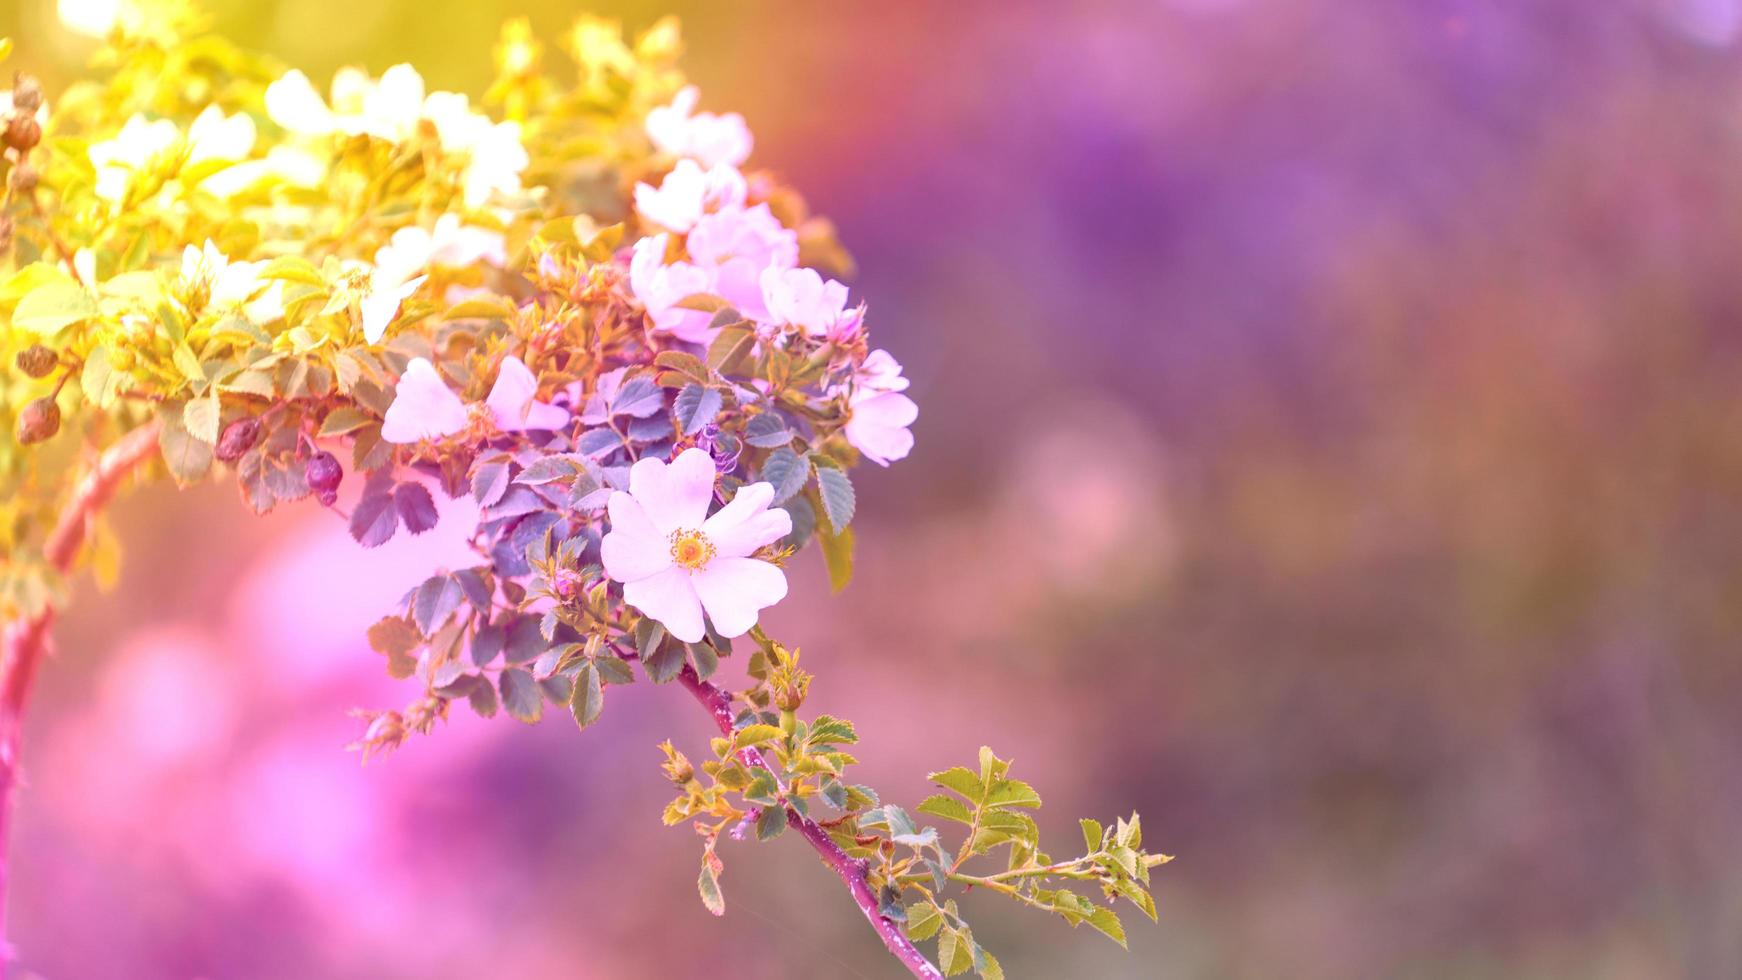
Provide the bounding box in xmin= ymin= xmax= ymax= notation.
xmin=3 ymin=114 xmax=41 ymax=153
xmin=14 ymin=344 xmax=56 ymax=379
xmin=16 ymin=396 xmax=60 ymax=444
xmin=214 ymin=416 xmax=263 ymax=461
xmin=306 ymin=450 xmax=342 ymax=502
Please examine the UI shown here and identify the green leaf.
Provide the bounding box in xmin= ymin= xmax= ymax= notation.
xmin=642 ymin=632 xmax=686 ymax=683
xmin=182 ymin=395 xmax=221 ymax=445
xmin=760 ymin=447 xmax=810 ymax=504
xmin=1108 ymin=845 xmax=1140 ymax=879
xmin=904 ymin=903 xmax=944 ymax=942
xmin=224 ymin=369 xmax=276 ymax=398
xmin=499 ymin=667 xmax=543 ymax=723
xmin=81 ymin=347 xmax=125 ymax=409
xmin=976 ymin=949 xmax=1004 ymax=980
xmin=698 ymin=859 xmax=726 ymax=916
xmin=13 ymin=282 xmax=97 ymax=337
xmin=754 ymin=803 xmax=786 ymax=841
xmin=1113 ymin=877 xmax=1159 ymax=922
xmin=817 ymin=523 xmax=854 ymax=593
xmin=157 ymin=409 xmax=213 ymax=486
xmin=986 ymin=780 xmax=1041 ymax=809
xmin=1116 ymin=813 xmax=1142 ymax=849
xmin=318 ymin=406 xmax=375 ymax=436
xmin=1080 ymin=818 xmax=1104 ymax=853
xmin=732 ymin=723 xmax=784 ymax=751
xmin=1085 ymin=905 xmax=1127 ymax=948
xmin=443 ymin=295 xmax=516 ymax=320
xmin=258 ymin=255 xmax=325 ymax=287
xmin=806 ymin=715 xmax=858 ymax=746
xmin=171 ymin=344 xmax=206 ymax=386
xmin=916 ymin=794 xmax=975 ymax=825
xmin=742 ymin=771 xmax=780 ymax=806
xmin=813 ymin=461 xmax=855 ymax=532
xmin=675 ymin=292 xmax=729 ymax=312
xmin=654 ymin=350 xmax=709 ymax=380
xmin=706 ymin=324 xmax=756 ymax=374
xmin=742 ymin=413 xmax=791 ymax=448
xmin=595 ymin=655 xmax=636 ymax=686
xmin=351 ymin=423 xmax=392 ymax=472
xmin=931 ymin=767 xmax=985 ymax=801
xmin=673 ymin=383 xmax=723 ymax=435
xmin=938 ymin=928 xmax=975 ymax=976
xmin=570 ymin=661 xmax=604 ymax=729
xmin=689 ymin=640 xmax=719 ymax=681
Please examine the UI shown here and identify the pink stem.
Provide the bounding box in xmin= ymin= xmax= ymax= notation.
xmin=673 ymin=663 xmax=945 ymax=980
xmin=0 ymin=422 xmax=161 ymax=979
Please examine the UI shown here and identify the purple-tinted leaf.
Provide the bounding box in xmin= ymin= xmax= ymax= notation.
xmin=538 ymin=674 xmax=573 ymax=705
xmin=742 ymin=413 xmax=791 ymax=448
xmin=395 ymin=482 xmax=439 ymax=534
xmin=454 ymin=567 xmax=493 ymax=613
xmin=349 ymin=492 xmax=400 ymax=547
xmin=483 ymin=485 xmax=548 ymax=521
xmin=576 ymin=426 xmax=623 ymax=458
xmin=499 ymin=668 xmax=543 ymax=723
xmin=628 ymin=413 xmax=675 ymax=444
xmin=472 ymin=456 xmax=512 ymax=507
xmin=814 ymin=462 xmax=856 ymax=532
xmin=674 ymin=383 xmax=723 ymax=435
xmin=471 ymin=620 xmax=505 ymax=667
xmin=760 ymin=447 xmax=811 ymax=504
xmin=413 ymin=575 xmax=465 ymax=633
xmin=612 ymin=376 xmax=665 ymax=418
xmin=504 ymin=615 xmax=546 ymax=663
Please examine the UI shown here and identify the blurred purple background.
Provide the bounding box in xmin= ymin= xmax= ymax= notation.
xmin=8 ymin=0 xmax=1742 ymax=975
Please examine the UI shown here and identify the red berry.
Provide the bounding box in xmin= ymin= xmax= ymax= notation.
xmin=16 ymin=397 xmax=60 ymax=444
xmin=306 ymin=450 xmax=342 ymax=496
xmin=215 ymin=416 xmax=263 ymax=461
xmin=4 ymin=113 xmax=40 ymax=153
xmin=14 ymin=344 xmax=55 ymax=379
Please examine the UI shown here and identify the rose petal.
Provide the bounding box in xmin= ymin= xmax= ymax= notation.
xmin=623 ymin=565 xmax=706 ymax=643
xmin=691 ymin=557 xmax=787 ymax=638
xmin=627 ymin=448 xmax=716 ymax=534
xmin=486 ymin=355 xmax=569 ymax=432
xmin=701 ymin=482 xmax=791 ymax=559
xmin=380 ymin=357 xmax=468 ymax=444
xmin=602 ymin=492 xmax=675 ymax=583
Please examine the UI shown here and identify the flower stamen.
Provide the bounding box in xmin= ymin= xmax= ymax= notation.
xmin=668 ymin=528 xmax=716 ymax=570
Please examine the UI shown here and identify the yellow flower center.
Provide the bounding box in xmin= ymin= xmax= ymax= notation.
xmin=668 ymin=528 xmax=716 ymax=570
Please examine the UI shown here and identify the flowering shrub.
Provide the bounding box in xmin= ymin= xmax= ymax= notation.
xmin=0 ymin=5 xmax=1167 ymax=976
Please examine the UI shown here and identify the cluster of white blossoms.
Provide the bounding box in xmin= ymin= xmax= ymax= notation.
xmin=265 ymin=64 xmax=529 ymax=208
xmin=86 ymin=104 xmax=261 ymax=203
xmin=261 ymin=64 xmax=521 ymax=342
xmin=373 ymin=85 xmax=916 ymax=644
xmin=627 ymin=88 xmax=917 ymax=468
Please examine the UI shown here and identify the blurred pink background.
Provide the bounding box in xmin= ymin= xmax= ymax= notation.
xmin=8 ymin=0 xmax=1742 ymax=976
